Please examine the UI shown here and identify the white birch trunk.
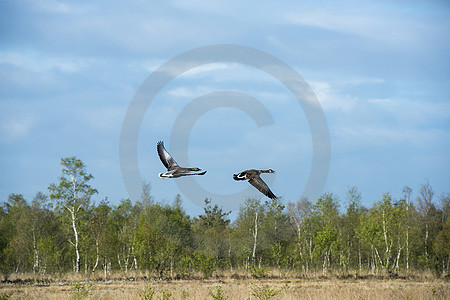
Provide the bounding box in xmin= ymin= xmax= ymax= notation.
xmin=382 ymin=208 xmax=391 ymax=270
xmin=68 ymin=206 xmax=80 ymax=273
xmin=104 ymin=258 xmax=107 ymax=278
xmin=92 ymin=238 xmax=99 ymax=272
xmin=133 ymin=244 xmax=138 ymax=270
xmin=395 ymin=246 xmax=402 ymax=271
xmin=33 ymin=230 xmax=39 ymax=273
xmin=251 ymin=211 xmax=258 ymax=262
xmin=358 ymin=244 xmax=362 ymax=272
xmin=374 ymin=246 xmax=384 ymax=270
xmin=425 ymin=222 xmax=429 ymax=263
xmin=322 ymin=249 xmax=328 ymax=275
xmin=406 ymin=200 xmax=410 ymax=271
xmin=117 ymin=254 xmax=123 ymax=271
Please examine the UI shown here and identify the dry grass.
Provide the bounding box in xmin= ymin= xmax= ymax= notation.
xmin=1 ymin=276 xmax=449 ymax=300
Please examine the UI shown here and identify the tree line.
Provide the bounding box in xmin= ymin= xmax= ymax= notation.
xmin=0 ymin=157 xmax=448 ymax=279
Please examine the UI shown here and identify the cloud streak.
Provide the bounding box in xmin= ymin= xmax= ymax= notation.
xmin=0 ymin=113 xmax=36 ymax=143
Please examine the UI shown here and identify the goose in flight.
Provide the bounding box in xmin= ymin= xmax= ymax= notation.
xmin=157 ymin=141 xmax=207 ymax=178
xmin=233 ymin=169 xmax=277 ymax=199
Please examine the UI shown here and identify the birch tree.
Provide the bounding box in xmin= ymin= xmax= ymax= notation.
xmin=112 ymin=199 xmax=142 ymax=273
xmin=30 ymin=192 xmax=57 ymax=274
xmin=416 ymin=182 xmax=443 ymax=270
xmin=401 ymin=186 xmax=412 ymax=271
xmin=49 ymin=157 xmax=97 ymax=273
xmin=85 ymin=198 xmax=111 ymax=273
xmin=342 ymin=187 xmax=363 ymax=271
xmin=1 ymin=194 xmax=32 ymax=273
xmin=233 ymin=198 xmax=263 ymax=269
xmin=287 ymin=198 xmax=314 ymax=271
xmin=417 ymin=182 xmax=435 ymax=266
xmin=433 ymin=217 xmax=450 ymax=275
xmin=313 ymin=193 xmax=340 ymax=274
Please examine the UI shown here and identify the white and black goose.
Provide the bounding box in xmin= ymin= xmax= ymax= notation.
xmin=233 ymin=169 xmax=277 ymax=199
xmin=157 ymin=141 xmax=207 ymax=178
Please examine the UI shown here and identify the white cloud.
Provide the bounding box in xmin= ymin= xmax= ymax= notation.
xmin=32 ymin=0 xmax=92 ymax=14
xmin=0 ymin=51 xmax=91 ymax=74
xmin=166 ymin=86 xmax=216 ymax=98
xmin=285 ymin=9 xmax=424 ymax=46
xmin=252 ymin=91 xmax=291 ymax=104
xmin=169 ymin=0 xmax=237 ymax=15
xmin=335 ymin=77 xmax=385 ymax=86
xmin=309 ymin=81 xmax=357 ymax=113
xmin=0 ymin=115 xmax=36 ymax=143
xmin=181 ymin=63 xmax=237 ymax=77
xmin=331 ymin=96 xmax=450 ymax=150
xmin=335 ymin=125 xmax=448 ymax=148
xmin=147 ymin=62 xmax=243 ymax=80
xmin=368 ymin=98 xmax=450 ymax=124
xmin=141 ymin=59 xmax=167 ymax=73
xmin=82 ymin=106 xmax=126 ymax=131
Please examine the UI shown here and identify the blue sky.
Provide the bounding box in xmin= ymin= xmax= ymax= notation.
xmin=1 ymin=0 xmax=449 ymax=216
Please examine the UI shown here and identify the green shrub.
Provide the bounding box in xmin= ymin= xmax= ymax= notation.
xmin=71 ymin=282 xmax=91 ymax=300
xmin=250 ymin=266 xmax=267 ymax=279
xmin=251 ymin=283 xmax=289 ymax=300
xmin=139 ymin=285 xmax=156 ymax=300
xmin=159 ymin=289 xmax=172 ymax=300
xmin=0 ymin=291 xmax=12 ymax=300
xmin=209 ymin=285 xmax=226 ymax=300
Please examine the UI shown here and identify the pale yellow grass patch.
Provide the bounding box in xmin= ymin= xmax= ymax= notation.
xmin=1 ymin=278 xmax=448 ymax=299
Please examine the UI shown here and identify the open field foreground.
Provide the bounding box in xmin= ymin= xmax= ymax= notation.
xmin=1 ymin=278 xmax=448 ymax=300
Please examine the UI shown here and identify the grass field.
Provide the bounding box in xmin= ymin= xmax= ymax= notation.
xmin=1 ymin=273 xmax=448 ymax=299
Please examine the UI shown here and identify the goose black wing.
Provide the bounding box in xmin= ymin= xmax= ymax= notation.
xmin=157 ymin=141 xmax=179 ymax=170
xmin=248 ymin=175 xmax=277 ymax=199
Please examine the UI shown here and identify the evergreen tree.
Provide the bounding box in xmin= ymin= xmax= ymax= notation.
xmin=192 ymin=198 xmax=230 ymax=276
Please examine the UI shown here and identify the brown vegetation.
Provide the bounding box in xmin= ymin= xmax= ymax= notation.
xmin=0 ymin=271 xmax=448 ymax=300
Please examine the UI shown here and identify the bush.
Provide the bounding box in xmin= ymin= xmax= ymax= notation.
xmin=209 ymin=286 xmax=226 ymax=300
xmin=71 ymin=282 xmax=91 ymax=300
xmin=250 ymin=266 xmax=267 ymax=279
xmin=139 ymin=285 xmax=155 ymax=300
xmin=251 ymin=283 xmax=289 ymax=300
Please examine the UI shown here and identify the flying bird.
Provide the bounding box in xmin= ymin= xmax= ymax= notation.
xmin=157 ymin=141 xmax=207 ymax=178
xmin=233 ymin=169 xmax=278 ymax=199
